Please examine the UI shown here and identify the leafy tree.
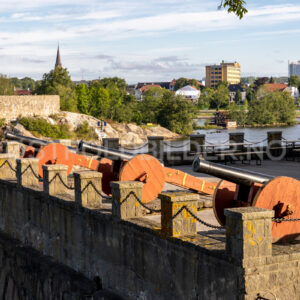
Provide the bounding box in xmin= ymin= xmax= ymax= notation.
xmin=76 ymin=84 xmax=90 ymax=114
xmin=0 ymin=75 xmax=15 ymax=95
xmin=253 ymin=77 xmax=268 ymax=90
xmin=89 ymin=87 xmax=111 ymax=118
xmin=21 ymin=77 xmax=36 ymax=90
xmin=228 ymin=103 xmax=247 ymax=125
xmin=198 ymin=87 xmax=214 ymax=109
xmin=245 ymin=86 xmax=256 ymax=103
xmin=174 ymin=78 xmax=200 ymax=91
xmin=157 ymin=91 xmax=197 ymax=134
xmin=288 ymin=75 xmax=300 ymax=88
xmin=10 ymin=77 xmax=22 ymax=88
xmin=36 ymin=67 xmax=77 ymax=111
xmin=234 ymin=89 xmax=242 ymax=104
xmin=96 ymin=77 xmax=127 ymax=91
xmin=269 ymin=77 xmax=275 ymax=84
xmin=210 ymin=83 xmax=229 ymax=110
xmin=220 ymin=0 xmax=248 ymax=19
xmin=247 ymin=91 xmax=296 ymax=125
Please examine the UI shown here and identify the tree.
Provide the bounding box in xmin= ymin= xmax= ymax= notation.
xmin=288 ymin=75 xmax=300 ymax=88
xmin=269 ymin=77 xmax=275 ymax=84
xmin=96 ymin=77 xmax=127 ymax=91
xmin=210 ymin=83 xmax=229 ymax=110
xmin=245 ymin=86 xmax=256 ymax=103
xmin=0 ymin=75 xmax=15 ymax=95
xmin=228 ymin=103 xmax=247 ymax=125
xmin=219 ymin=0 xmax=248 ymax=19
xmin=36 ymin=67 xmax=77 ymax=111
xmin=21 ymin=77 xmax=36 ymax=90
xmin=174 ymin=78 xmax=200 ymax=91
xmin=76 ymin=84 xmax=90 ymax=114
xmin=253 ymin=77 xmax=268 ymax=89
xmin=157 ymin=91 xmax=197 ymax=134
xmin=234 ymin=89 xmax=242 ymax=104
xmin=198 ymin=87 xmax=214 ymax=109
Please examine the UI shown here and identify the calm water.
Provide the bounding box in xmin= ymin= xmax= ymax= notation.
xmin=120 ymin=118 xmax=300 ymax=153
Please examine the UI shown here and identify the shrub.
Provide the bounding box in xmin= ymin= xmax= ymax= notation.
xmin=74 ymin=121 xmax=98 ymax=140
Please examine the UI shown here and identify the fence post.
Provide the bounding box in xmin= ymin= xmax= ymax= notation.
xmin=43 ymin=164 xmax=69 ymax=196
xmin=189 ymin=134 xmax=205 ymax=153
xmin=0 ymin=154 xmax=16 ymax=179
xmin=2 ymin=141 xmax=21 ymax=158
xmin=16 ymin=158 xmax=39 ymax=187
xmin=110 ymin=181 xmax=144 ymax=219
xmin=159 ymin=192 xmax=198 ymax=238
xmin=229 ymin=132 xmax=244 ymax=152
xmin=147 ymin=136 xmax=164 ymax=160
xmin=267 ymin=131 xmax=282 ymax=148
xmin=74 ymin=171 xmax=103 ymax=208
xmin=224 ymin=207 xmax=273 ymax=263
xmin=102 ymin=138 xmax=119 ymax=149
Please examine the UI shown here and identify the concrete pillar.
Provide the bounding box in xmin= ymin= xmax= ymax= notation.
xmin=102 ymin=138 xmax=119 ymax=149
xmin=2 ymin=141 xmax=21 ymax=157
xmin=224 ymin=207 xmax=274 ymax=263
xmin=147 ymin=136 xmax=164 ymax=160
xmin=16 ymin=158 xmax=39 ymax=187
xmin=0 ymin=154 xmax=16 ymax=179
xmin=189 ymin=134 xmax=205 ymax=153
xmin=159 ymin=192 xmax=198 ymax=238
xmin=43 ymin=164 xmax=69 ymax=196
xmin=110 ymin=181 xmax=144 ymax=219
xmin=229 ymin=132 xmax=244 ymax=152
xmin=267 ymin=131 xmax=282 ymax=148
xmin=74 ymin=171 xmax=102 ymax=209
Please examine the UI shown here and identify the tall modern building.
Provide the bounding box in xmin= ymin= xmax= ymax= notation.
xmin=288 ymin=61 xmax=300 ymax=78
xmin=205 ymin=61 xmax=241 ymax=88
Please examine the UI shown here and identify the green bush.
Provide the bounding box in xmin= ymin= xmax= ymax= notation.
xmin=0 ymin=118 xmax=6 ymax=128
xmin=19 ymin=117 xmax=72 ymax=139
xmin=74 ymin=121 xmax=98 ymax=140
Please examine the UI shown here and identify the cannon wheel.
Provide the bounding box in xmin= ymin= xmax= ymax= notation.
xmin=253 ymin=176 xmax=300 ymax=243
xmin=119 ymin=154 xmax=165 ymax=203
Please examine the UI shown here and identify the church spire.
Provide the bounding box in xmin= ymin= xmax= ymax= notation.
xmin=55 ymin=45 xmax=62 ymax=68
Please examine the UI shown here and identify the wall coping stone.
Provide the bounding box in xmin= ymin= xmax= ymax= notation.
xmin=159 ymin=191 xmax=199 ymax=202
xmin=147 ymin=136 xmax=164 ymax=140
xmin=110 ymin=181 xmax=144 ymax=189
xmin=224 ymin=207 xmax=274 ymax=220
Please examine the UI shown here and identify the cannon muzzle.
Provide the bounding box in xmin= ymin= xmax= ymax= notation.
xmin=5 ymin=132 xmax=49 ymax=148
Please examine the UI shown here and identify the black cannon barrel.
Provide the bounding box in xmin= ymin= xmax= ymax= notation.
xmin=78 ymin=140 xmax=134 ymax=161
xmin=192 ymin=157 xmax=273 ymax=187
xmin=5 ymin=132 xmax=49 ymax=148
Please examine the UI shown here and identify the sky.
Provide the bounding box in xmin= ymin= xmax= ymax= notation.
xmin=0 ymin=0 xmax=300 ymax=83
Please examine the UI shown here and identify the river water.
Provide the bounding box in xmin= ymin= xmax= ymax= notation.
xmin=121 ymin=118 xmax=300 ymax=154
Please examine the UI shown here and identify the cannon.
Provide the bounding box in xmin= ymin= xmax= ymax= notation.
xmin=3 ymin=134 xmax=218 ymax=202
xmin=193 ymin=158 xmax=300 ymax=242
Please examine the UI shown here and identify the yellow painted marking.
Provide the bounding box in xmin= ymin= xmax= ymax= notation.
xmin=88 ymin=157 xmax=93 ymax=168
xmin=168 ymin=173 xmax=173 ymax=177
xmin=182 ymin=173 xmax=187 ymax=186
xmin=176 ymin=170 xmax=180 ymax=175
xmin=201 ymin=181 xmax=205 ymax=192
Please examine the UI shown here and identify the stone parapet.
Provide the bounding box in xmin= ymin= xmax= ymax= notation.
xmin=159 ymin=192 xmax=198 ymax=238
xmin=74 ymin=171 xmax=102 ymax=208
xmin=110 ymin=181 xmax=144 ymax=219
xmin=189 ymin=134 xmax=205 ymax=153
xmin=2 ymin=141 xmax=21 ymax=158
xmin=0 ymin=154 xmax=16 ymax=179
xmin=16 ymin=158 xmax=39 ymax=187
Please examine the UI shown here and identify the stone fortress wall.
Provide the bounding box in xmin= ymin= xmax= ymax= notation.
xmin=0 ymin=148 xmax=299 ymax=298
xmin=0 ymin=95 xmax=60 ymax=121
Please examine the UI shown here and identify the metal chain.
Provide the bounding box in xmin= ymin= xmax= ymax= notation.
xmin=122 ymin=142 xmax=149 ymax=151
xmin=244 ymin=138 xmax=268 ymax=145
xmin=81 ymin=181 xmax=111 ymax=199
xmin=163 ymin=141 xmax=190 ymax=149
xmin=272 ymin=217 xmax=300 ymax=223
xmin=49 ymin=173 xmax=75 ymax=190
xmin=172 ymin=205 xmax=225 ymax=230
xmin=120 ymin=191 xmax=161 ymax=213
xmin=0 ymin=160 xmax=17 ymax=173
xmin=21 ymin=164 xmax=40 ymax=179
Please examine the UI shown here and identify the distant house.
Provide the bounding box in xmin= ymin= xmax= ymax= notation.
xmin=284 ymin=86 xmax=299 ymax=100
xmin=135 ymin=84 xmax=162 ymax=101
xmin=175 ymin=85 xmax=200 ymax=103
xmin=170 ymin=78 xmax=202 ymax=91
xmin=136 ymin=82 xmax=171 ymax=90
xmin=228 ymin=84 xmax=246 ymax=102
xmin=263 ymin=83 xmax=287 ymax=93
xmin=14 ymin=88 xmax=32 ymax=96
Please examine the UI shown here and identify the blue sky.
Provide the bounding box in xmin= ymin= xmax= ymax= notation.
xmin=1 ymin=0 xmax=300 ymax=83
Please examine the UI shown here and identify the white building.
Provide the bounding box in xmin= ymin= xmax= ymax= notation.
xmin=285 ymin=86 xmax=299 ymax=100
xmin=175 ymin=85 xmax=200 ymax=103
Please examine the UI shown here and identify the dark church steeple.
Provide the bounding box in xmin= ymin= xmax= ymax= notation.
xmin=55 ymin=45 xmax=62 ymax=68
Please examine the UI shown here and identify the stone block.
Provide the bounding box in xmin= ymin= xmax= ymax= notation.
xmin=159 ymin=192 xmax=198 ymax=238
xmin=189 ymin=134 xmax=205 ymax=153
xmin=16 ymin=158 xmax=39 ymax=187
xmin=74 ymin=171 xmax=102 ymax=209
xmin=2 ymin=141 xmax=21 ymax=158
xmin=110 ymin=181 xmax=144 ymax=219
xmin=147 ymin=136 xmax=164 ymax=160
xmin=267 ymin=131 xmax=282 ymax=148
xmin=43 ymin=164 xmax=69 ymax=196
xmin=229 ymin=132 xmax=244 ymax=151
xmin=103 ymin=138 xmax=119 ymax=149
xmin=0 ymin=154 xmax=16 ymax=179
xmin=225 ymin=207 xmax=274 ymax=262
